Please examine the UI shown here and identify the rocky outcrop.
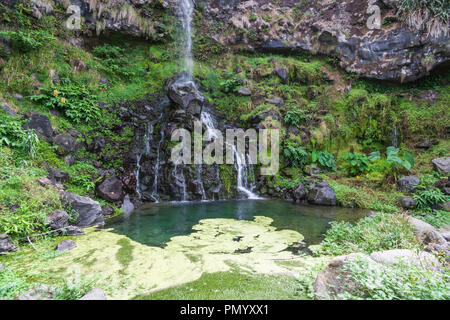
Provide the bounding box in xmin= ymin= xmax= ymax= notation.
xmin=307 ymin=181 xmax=336 ymax=206
xmin=62 ymin=192 xmax=104 ymax=227
xmin=53 ymin=134 xmax=76 ymax=155
xmin=292 ymin=182 xmax=306 ymax=202
xmin=199 ymin=0 xmax=449 ymax=83
xmin=407 ymin=216 xmax=446 ymax=246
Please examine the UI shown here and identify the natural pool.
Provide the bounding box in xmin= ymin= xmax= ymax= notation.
xmin=107 ymin=200 xmax=369 ymax=247
xmin=8 ymin=200 xmax=368 ymax=299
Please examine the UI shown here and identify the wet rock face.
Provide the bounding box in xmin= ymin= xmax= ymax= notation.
xmin=199 ymin=0 xmax=449 ymax=82
xmin=96 ymin=176 xmax=124 ymax=202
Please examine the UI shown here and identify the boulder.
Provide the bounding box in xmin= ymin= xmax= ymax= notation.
xmin=369 ymin=249 xmax=440 ymax=272
xmin=398 ymin=196 xmax=416 ymax=210
xmin=0 ymin=234 xmax=19 ymax=253
xmin=266 ymin=97 xmax=284 ymax=106
xmin=236 ymin=87 xmax=251 ymax=96
xmin=396 ymin=176 xmax=420 ymax=192
xmin=79 ymin=288 xmax=107 ymax=300
xmin=1 ymin=103 xmax=17 ymax=117
xmin=308 ymin=181 xmax=336 ymax=206
xmin=293 ymin=183 xmax=307 ymax=202
xmin=314 ymin=253 xmax=369 ymax=300
xmin=19 ymin=285 xmax=55 ymax=300
xmin=274 ymin=68 xmax=288 ymax=83
xmin=45 ymin=210 xmax=69 ymax=230
xmin=55 ymin=239 xmax=76 ymax=252
xmin=48 ymin=168 xmax=69 ymax=183
xmin=314 ymin=249 xmax=442 ymax=299
xmin=23 ymin=111 xmax=53 ymax=141
xmin=88 ymin=136 xmax=106 ymax=153
xmin=53 ymin=134 xmax=76 ymax=155
xmin=432 ymin=157 xmax=450 ymax=174
xmin=62 ymin=192 xmax=104 ymax=227
xmin=36 ymin=177 xmax=53 ymax=187
xmin=406 ymin=216 xmax=446 ymax=245
xmin=304 ymin=165 xmax=321 ymax=176
xmin=62 ymin=226 xmax=85 ymax=236
xmin=96 ymin=176 xmax=124 ymax=202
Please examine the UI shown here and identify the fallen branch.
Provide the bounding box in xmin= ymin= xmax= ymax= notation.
xmin=27 ymin=236 xmax=37 ymax=251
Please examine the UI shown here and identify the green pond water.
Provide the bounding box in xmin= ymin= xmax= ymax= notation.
xmin=107 ymin=200 xmax=368 ymax=247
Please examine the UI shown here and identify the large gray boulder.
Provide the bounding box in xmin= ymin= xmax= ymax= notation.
xmin=406 ymin=216 xmax=446 ymax=245
xmin=369 ymin=249 xmax=440 ymax=272
xmin=0 ymin=234 xmax=19 ymax=253
xmin=96 ymin=176 xmax=124 ymax=202
xmin=45 ymin=210 xmax=69 ymax=230
xmin=23 ymin=111 xmax=53 ymax=141
xmin=308 ymin=181 xmax=336 ymax=206
xmin=53 ymin=134 xmax=76 ymax=155
xmin=396 ymin=176 xmax=420 ymax=193
xmin=62 ymin=192 xmax=104 ymax=227
xmin=79 ymin=288 xmax=107 ymax=300
xmin=432 ymin=157 xmax=450 ymax=174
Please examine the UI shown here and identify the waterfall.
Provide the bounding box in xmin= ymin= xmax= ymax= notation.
xmin=178 ymin=0 xmax=194 ymax=78
xmin=135 ymin=124 xmax=153 ymax=200
xmin=150 ymin=115 xmax=164 ymax=202
xmin=201 ymin=111 xmax=261 ymax=199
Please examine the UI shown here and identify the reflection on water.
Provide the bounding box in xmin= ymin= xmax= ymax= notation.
xmin=107 ymin=200 xmax=368 ymax=247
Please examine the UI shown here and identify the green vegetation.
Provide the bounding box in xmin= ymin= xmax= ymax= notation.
xmin=339 ymin=257 xmax=449 ymax=300
xmin=320 ymin=213 xmax=419 ymax=256
xmin=135 ymin=270 xmax=307 ymax=300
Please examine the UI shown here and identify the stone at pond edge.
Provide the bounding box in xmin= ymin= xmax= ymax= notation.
xmin=79 ymin=288 xmax=107 ymax=300
xmin=396 ymin=176 xmax=419 ymax=192
xmin=432 ymin=157 xmax=450 ymax=174
xmin=307 ymin=181 xmax=336 ymax=206
xmin=0 ymin=234 xmax=19 ymax=253
xmin=293 ymin=183 xmax=307 ymax=202
xmin=55 ymin=239 xmax=77 ymax=252
xmin=62 ymin=192 xmax=104 ymax=227
xmin=398 ymin=196 xmax=416 ymax=209
xmin=46 ymin=210 xmax=69 ymax=230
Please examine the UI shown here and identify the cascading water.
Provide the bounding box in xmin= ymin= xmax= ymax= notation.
xmin=135 ymin=123 xmax=153 ymax=200
xmin=178 ymin=0 xmax=194 ymax=78
xmin=201 ymin=112 xmax=261 ymax=199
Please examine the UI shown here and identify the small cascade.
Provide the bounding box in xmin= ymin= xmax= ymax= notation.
xmin=196 ymin=164 xmax=207 ymax=200
xmin=135 ymin=124 xmax=154 ymax=200
xmin=178 ymin=0 xmax=194 ymax=77
xmin=201 ymin=111 xmax=261 ymax=199
xmin=150 ymin=115 xmax=164 ymax=202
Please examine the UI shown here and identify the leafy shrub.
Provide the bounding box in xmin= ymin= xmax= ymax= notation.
xmin=31 ymin=79 xmax=101 ymax=124
xmin=220 ymin=78 xmax=242 ymax=93
xmin=0 ymin=112 xmax=39 ymax=157
xmin=413 ymin=188 xmax=449 ymax=211
xmin=320 ymin=213 xmax=418 ymax=256
xmin=398 ymin=0 xmax=449 ymax=20
xmin=93 ymin=44 xmax=145 ymax=81
xmin=0 ymin=30 xmax=54 ymax=52
xmin=343 ymin=153 xmax=371 ymax=176
xmin=283 ymin=142 xmax=308 ymax=167
xmin=284 ymin=109 xmax=312 ymax=127
xmin=369 ymin=147 xmax=414 ymax=180
xmin=339 ymin=257 xmax=449 ymax=300
xmin=312 ymin=150 xmax=336 ymax=172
